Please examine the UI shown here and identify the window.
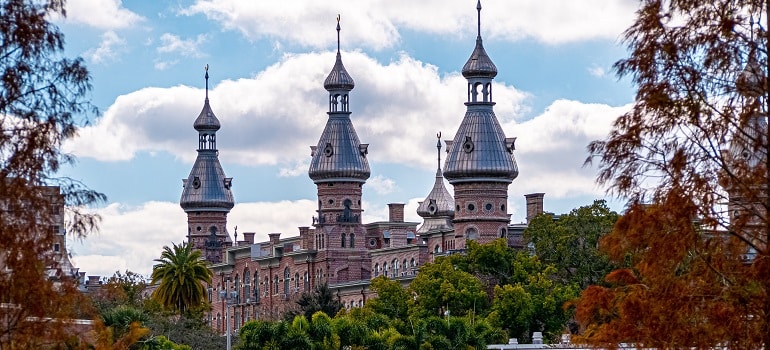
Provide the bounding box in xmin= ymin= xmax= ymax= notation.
xmin=374 ymin=263 xmax=379 ymax=276
xmin=273 ymin=275 xmax=279 ymax=294
xmin=217 ymin=313 xmax=221 ymax=332
xmin=303 ymin=272 xmax=309 ymax=291
xmin=244 ymin=269 xmax=250 ymax=302
xmin=341 ymin=233 xmax=346 ymax=248
xmin=53 ymin=243 xmax=60 ymax=252
xmin=466 ymin=227 xmax=478 ymax=241
xmin=254 ymin=272 xmax=260 ymax=302
xmin=283 ymin=268 xmax=290 ymax=295
xmin=234 ymin=275 xmax=240 ymax=304
xmin=403 ymin=259 xmax=407 ymax=276
xmin=295 ymin=273 xmax=300 ymax=290
xmin=349 ymin=233 xmax=355 ymax=248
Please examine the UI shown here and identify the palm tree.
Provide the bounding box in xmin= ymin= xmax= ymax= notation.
xmin=151 ymin=242 xmax=212 ymax=314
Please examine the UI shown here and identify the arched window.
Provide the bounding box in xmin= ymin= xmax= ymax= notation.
xmin=411 ymin=258 xmax=416 ymax=267
xmin=303 ymin=272 xmax=309 ymax=291
xmin=374 ymin=263 xmax=379 ymax=276
xmin=295 ymin=272 xmax=300 ymax=291
xmin=283 ymin=267 xmax=290 ymax=295
xmin=264 ymin=277 xmax=269 ymax=296
xmin=254 ymin=272 xmax=260 ymax=302
xmin=273 ymin=275 xmax=279 ymax=294
xmin=466 ymin=227 xmax=478 ymax=241
xmin=403 ymin=259 xmax=408 ymax=276
xmin=341 ymin=233 xmax=346 ymax=248
xmin=350 ymin=233 xmax=355 ymax=248
xmin=243 ymin=268 xmax=250 ymax=303
xmin=216 ymin=313 xmax=221 ymax=332
xmin=392 ymin=259 xmax=399 ymax=277
xmin=434 ymin=244 xmax=441 ymax=254
xmin=234 ymin=275 xmax=240 ymax=304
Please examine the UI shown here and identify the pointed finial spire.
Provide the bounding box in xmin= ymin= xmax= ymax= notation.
xmin=204 ymin=64 xmax=209 ymax=99
xmin=436 ymin=131 xmax=443 ymax=172
xmin=476 ymin=0 xmax=482 ymax=39
xmin=336 ymin=14 xmax=341 ymax=53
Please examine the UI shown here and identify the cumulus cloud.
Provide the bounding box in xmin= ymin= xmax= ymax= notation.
xmin=506 ymin=99 xmax=632 ymax=199
xmin=86 ymin=31 xmax=126 ymax=64
xmin=182 ymin=0 xmax=636 ymax=49
xmin=367 ymin=175 xmax=397 ymax=195
xmin=63 ymin=0 xmax=143 ymax=30
xmin=157 ymin=33 xmax=208 ymax=57
xmin=70 ymin=199 xmax=318 ymax=277
xmin=64 ymin=51 xmax=527 ymax=169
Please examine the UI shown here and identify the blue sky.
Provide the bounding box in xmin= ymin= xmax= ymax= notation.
xmin=56 ymin=0 xmax=638 ymax=277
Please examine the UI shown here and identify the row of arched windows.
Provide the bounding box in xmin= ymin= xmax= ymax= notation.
xmin=373 ymin=258 xmax=418 ymax=278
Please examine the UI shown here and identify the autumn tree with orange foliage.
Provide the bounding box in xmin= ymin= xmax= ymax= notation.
xmin=574 ymin=0 xmax=770 ymax=348
xmin=0 ymin=0 xmax=104 ymax=347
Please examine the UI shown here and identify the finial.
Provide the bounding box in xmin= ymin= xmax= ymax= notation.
xmin=436 ymin=131 xmax=442 ymax=171
xmin=336 ymin=14 xmax=341 ymax=53
xmin=476 ymin=0 xmax=482 ymax=39
xmin=204 ymin=64 xmax=209 ymax=99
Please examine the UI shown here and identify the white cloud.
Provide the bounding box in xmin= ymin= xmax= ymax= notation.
xmin=588 ymin=66 xmax=607 ymax=78
xmin=182 ymin=0 xmax=636 ymax=49
xmin=63 ymin=0 xmax=143 ymax=30
xmin=506 ymin=99 xmax=632 ymax=199
xmin=64 ymin=51 xmax=527 ymax=169
xmin=367 ymin=175 xmax=397 ymax=195
xmin=154 ymin=59 xmax=179 ymax=71
xmin=86 ymin=31 xmax=126 ymax=64
xmin=70 ymin=199 xmax=317 ymax=277
xmin=157 ymin=33 xmax=208 ymax=57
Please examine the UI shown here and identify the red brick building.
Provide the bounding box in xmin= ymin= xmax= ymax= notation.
xmin=180 ymin=5 xmax=546 ymax=334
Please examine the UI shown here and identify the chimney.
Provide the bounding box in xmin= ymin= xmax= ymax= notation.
xmin=388 ymin=203 xmax=405 ymax=223
xmin=525 ymin=193 xmax=545 ymax=224
xmin=243 ymin=232 xmax=255 ymax=245
xmin=268 ymin=233 xmax=281 ymax=245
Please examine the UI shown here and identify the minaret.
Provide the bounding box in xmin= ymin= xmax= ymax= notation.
xmin=180 ymin=66 xmax=235 ymax=264
xmin=443 ymin=1 xmax=518 ymax=245
xmin=308 ymin=16 xmax=371 ymax=283
xmin=725 ymin=50 xmax=767 ymax=240
xmin=417 ymin=133 xmax=455 ymax=254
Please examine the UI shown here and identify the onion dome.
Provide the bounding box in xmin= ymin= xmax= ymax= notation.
xmin=462 ymin=1 xmax=497 ymax=79
xmin=444 ymin=0 xmax=518 ymax=184
xmin=309 ymin=16 xmax=370 ymax=183
xmin=417 ymin=134 xmax=455 ymax=218
xmin=180 ymin=66 xmax=235 ymax=212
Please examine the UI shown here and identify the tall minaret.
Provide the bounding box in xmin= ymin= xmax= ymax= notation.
xmin=725 ymin=51 xmax=767 ymax=240
xmin=308 ymin=16 xmax=371 ymax=283
xmin=417 ymin=133 xmax=455 ymax=254
xmin=180 ymin=66 xmax=235 ymax=264
xmin=443 ymin=1 xmax=519 ymax=245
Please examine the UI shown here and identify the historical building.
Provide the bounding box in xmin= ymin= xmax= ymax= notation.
xmin=184 ymin=2 xmax=547 ymax=334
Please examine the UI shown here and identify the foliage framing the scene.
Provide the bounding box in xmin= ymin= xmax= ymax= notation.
xmin=0 ymin=0 xmax=104 ymax=347
xmin=576 ymin=0 xmax=770 ymax=348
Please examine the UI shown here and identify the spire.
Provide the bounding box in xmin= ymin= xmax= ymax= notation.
xmin=194 ymin=65 xmax=221 ymax=132
xmin=309 ymin=16 xmax=370 ymax=184
xmin=181 ymin=66 xmax=234 ymax=212
xmin=462 ymin=0 xmax=497 ymax=79
xmin=444 ymin=1 xmax=518 ymax=183
xmin=324 ymin=15 xmax=355 ymax=94
xmin=417 ymin=132 xmax=454 ymax=220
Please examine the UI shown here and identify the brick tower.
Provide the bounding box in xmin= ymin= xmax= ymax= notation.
xmin=443 ymin=1 xmax=519 ymax=246
xmin=180 ymin=67 xmax=235 ymax=264
xmin=308 ymin=17 xmax=372 ymax=284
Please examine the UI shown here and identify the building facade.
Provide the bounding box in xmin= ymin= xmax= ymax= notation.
xmin=180 ymin=2 xmax=546 ymax=334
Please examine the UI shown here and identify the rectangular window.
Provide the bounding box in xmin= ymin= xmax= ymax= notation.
xmin=53 ymin=243 xmax=60 ymax=252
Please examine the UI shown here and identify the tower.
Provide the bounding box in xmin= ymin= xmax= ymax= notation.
xmin=180 ymin=66 xmax=235 ymax=264
xmin=308 ymin=16 xmax=371 ymax=283
xmin=725 ymin=51 xmax=767 ymax=243
xmin=443 ymin=0 xmax=519 ymax=245
xmin=417 ymin=133 xmax=455 ymax=256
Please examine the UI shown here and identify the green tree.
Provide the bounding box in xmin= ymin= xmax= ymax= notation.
xmin=524 ymin=200 xmax=619 ymax=288
xmin=285 ymin=283 xmax=342 ymax=321
xmin=364 ymin=276 xmax=410 ymax=320
xmin=0 ymin=0 xmax=104 ymax=347
xmin=577 ymin=0 xmax=770 ymax=348
xmin=151 ymin=242 xmax=213 ymax=314
xmin=408 ymin=257 xmax=488 ymax=319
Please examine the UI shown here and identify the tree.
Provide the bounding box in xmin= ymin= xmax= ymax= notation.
xmin=525 ymin=200 xmax=620 ymax=289
xmin=151 ymin=242 xmax=213 ymax=314
xmin=0 ymin=0 xmax=104 ymax=347
xmin=364 ymin=276 xmax=410 ymax=320
xmin=408 ymin=257 xmax=488 ymax=319
xmin=285 ymin=283 xmax=342 ymax=321
xmin=576 ymin=0 xmax=770 ymax=348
